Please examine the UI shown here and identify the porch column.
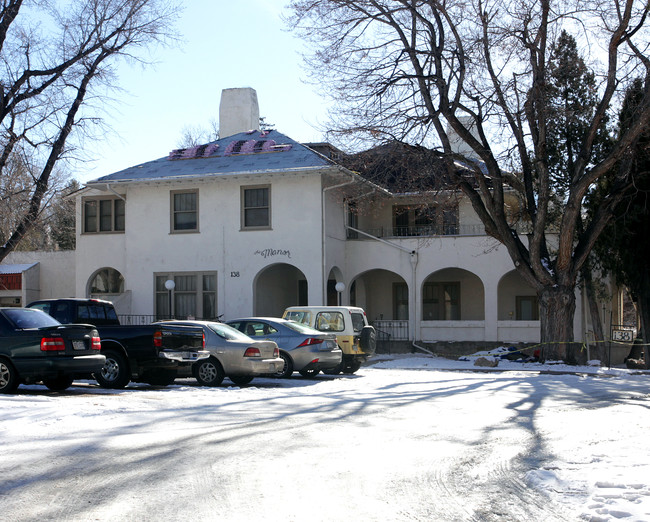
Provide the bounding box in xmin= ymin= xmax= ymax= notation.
xmin=483 ymin=278 xmax=499 ymax=341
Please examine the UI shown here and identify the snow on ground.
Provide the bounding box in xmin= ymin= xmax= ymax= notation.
xmin=0 ymin=354 xmax=648 ymax=521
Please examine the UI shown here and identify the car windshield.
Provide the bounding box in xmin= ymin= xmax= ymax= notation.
xmin=283 ymin=321 xmax=322 ymax=335
xmin=3 ymin=308 xmax=61 ymax=329
xmin=208 ymin=322 xmax=252 ymax=341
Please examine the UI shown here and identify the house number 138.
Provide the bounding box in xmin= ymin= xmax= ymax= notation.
xmin=230 ymin=271 xmax=240 ymax=277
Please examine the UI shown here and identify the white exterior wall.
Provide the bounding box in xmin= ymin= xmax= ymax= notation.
xmin=75 ymin=173 xmax=326 ymax=319
xmin=5 ymin=250 xmax=76 ymax=301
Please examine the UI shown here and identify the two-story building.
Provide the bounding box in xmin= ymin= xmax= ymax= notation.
xmin=65 ymin=86 xmax=613 ymax=352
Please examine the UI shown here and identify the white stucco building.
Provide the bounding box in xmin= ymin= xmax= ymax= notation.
xmin=3 ymin=88 xmax=625 ymax=356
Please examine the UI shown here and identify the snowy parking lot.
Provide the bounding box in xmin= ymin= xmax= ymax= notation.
xmin=1 ymin=355 xmax=649 ymax=521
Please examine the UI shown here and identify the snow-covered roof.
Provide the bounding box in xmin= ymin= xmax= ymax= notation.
xmin=0 ymin=263 xmax=38 ymax=274
xmin=86 ymin=130 xmax=339 ymax=186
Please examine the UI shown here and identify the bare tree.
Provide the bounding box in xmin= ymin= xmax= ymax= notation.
xmin=287 ymin=0 xmax=650 ymax=361
xmin=0 ymin=0 xmax=180 ymax=261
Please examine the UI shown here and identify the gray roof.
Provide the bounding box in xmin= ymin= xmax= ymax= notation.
xmin=88 ymin=130 xmax=337 ymax=185
xmin=0 ymin=263 xmax=38 ymax=274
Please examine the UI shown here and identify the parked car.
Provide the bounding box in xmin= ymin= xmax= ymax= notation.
xmin=156 ymin=320 xmax=283 ymax=386
xmin=282 ymin=306 xmax=376 ymax=374
xmin=0 ymin=307 xmax=105 ymax=393
xmin=226 ymin=317 xmax=342 ymax=378
xmin=27 ymin=298 xmax=208 ymax=388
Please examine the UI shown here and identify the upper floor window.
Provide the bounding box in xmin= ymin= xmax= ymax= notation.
xmin=171 ymin=190 xmax=198 ymax=232
xmin=241 ymin=185 xmax=271 ymax=229
xmin=83 ymin=197 xmax=125 ymax=233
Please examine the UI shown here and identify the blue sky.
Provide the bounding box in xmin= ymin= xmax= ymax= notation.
xmin=76 ymin=1 xmax=329 ymax=182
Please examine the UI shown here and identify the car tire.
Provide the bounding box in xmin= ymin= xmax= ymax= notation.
xmin=359 ymin=326 xmax=377 ymax=355
xmin=342 ymin=360 xmax=362 ymax=374
xmin=0 ymin=359 xmax=19 ymax=394
xmin=299 ymin=368 xmax=320 ymax=378
xmin=193 ymin=357 xmax=225 ymax=386
xmin=229 ymin=375 xmax=254 ymax=385
xmin=322 ymin=359 xmax=343 ymax=375
xmin=274 ymin=352 xmax=294 ymax=378
xmin=42 ymin=375 xmax=74 ymax=391
xmin=94 ymin=349 xmax=131 ymax=389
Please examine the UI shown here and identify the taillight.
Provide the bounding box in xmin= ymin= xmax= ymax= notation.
xmin=244 ymin=347 xmax=261 ymax=357
xmin=202 ymin=331 xmax=206 ymax=349
xmin=41 ymin=337 xmax=65 ymax=351
xmin=154 ymin=331 xmax=163 ymax=347
xmin=91 ymin=336 xmax=101 ymax=350
xmin=273 ymin=346 xmax=279 ymax=358
xmin=297 ymin=338 xmax=324 ymax=347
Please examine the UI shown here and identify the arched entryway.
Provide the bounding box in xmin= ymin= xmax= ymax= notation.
xmin=254 ymin=263 xmax=307 ymax=316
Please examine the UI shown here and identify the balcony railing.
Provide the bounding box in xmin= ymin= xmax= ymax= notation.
xmin=347 ymin=222 xmax=536 ymax=239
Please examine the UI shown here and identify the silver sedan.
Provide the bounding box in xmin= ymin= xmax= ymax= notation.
xmin=159 ymin=320 xmax=283 ymax=386
xmin=226 ymin=317 xmax=342 ymax=378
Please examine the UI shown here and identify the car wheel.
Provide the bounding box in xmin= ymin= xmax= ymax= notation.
xmin=359 ymin=326 xmax=377 ymax=355
xmin=193 ymin=357 xmax=225 ymax=386
xmin=94 ymin=350 xmax=130 ymax=389
xmin=42 ymin=375 xmax=74 ymax=391
xmin=322 ymin=360 xmax=343 ymax=375
xmin=0 ymin=359 xmax=19 ymax=394
xmin=342 ymin=360 xmax=362 ymax=374
xmin=274 ymin=352 xmax=293 ymax=378
xmin=229 ymin=375 xmax=254 ymax=385
xmin=299 ymin=368 xmax=320 ymax=378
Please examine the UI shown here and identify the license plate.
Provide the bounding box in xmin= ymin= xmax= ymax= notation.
xmin=72 ymin=340 xmax=86 ymax=350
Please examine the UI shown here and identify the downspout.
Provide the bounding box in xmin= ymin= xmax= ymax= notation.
xmin=322 ymin=173 xmax=357 ymax=304
xmin=346 ymin=226 xmax=432 ymax=356
xmin=105 ymin=184 xmax=126 ymax=201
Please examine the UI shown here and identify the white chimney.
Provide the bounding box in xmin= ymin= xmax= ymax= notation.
xmin=446 ymin=116 xmax=480 ymax=159
xmin=219 ymin=87 xmax=260 ymax=138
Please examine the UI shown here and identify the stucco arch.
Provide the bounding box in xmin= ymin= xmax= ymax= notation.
xmin=253 ymin=263 xmax=307 ymax=316
xmin=349 ymin=268 xmax=409 ymax=322
xmin=421 ymin=267 xmax=484 ymax=320
xmin=497 ymin=270 xmax=539 ymax=320
xmin=327 ymin=266 xmax=345 ymax=306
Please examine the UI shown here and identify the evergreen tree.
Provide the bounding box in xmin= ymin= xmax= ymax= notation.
xmin=591 ymin=79 xmax=650 ymax=368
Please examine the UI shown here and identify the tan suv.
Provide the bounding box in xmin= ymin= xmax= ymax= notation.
xmin=282 ymin=306 xmax=376 ymax=374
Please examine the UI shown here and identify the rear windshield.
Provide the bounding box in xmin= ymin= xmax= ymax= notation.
xmin=208 ymin=322 xmax=251 ymax=341
xmin=350 ymin=312 xmax=365 ymax=333
xmin=3 ymin=308 xmax=61 ymax=329
xmin=315 ymin=312 xmax=345 ymax=332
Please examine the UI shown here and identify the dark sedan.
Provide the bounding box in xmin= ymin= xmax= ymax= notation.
xmin=0 ymin=307 xmax=105 ymax=393
xmin=226 ymin=317 xmax=342 ymax=378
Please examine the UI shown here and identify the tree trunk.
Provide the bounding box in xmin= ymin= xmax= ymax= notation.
xmin=582 ymin=266 xmax=606 ymax=362
xmin=539 ymin=286 xmax=576 ymax=363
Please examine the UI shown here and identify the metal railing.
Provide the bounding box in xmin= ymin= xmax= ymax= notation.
xmin=372 ymin=320 xmax=409 ymax=341
xmin=347 ymin=222 xmax=541 ymax=240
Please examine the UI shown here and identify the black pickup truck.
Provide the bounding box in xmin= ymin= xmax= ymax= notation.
xmin=27 ymin=298 xmax=207 ymax=389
